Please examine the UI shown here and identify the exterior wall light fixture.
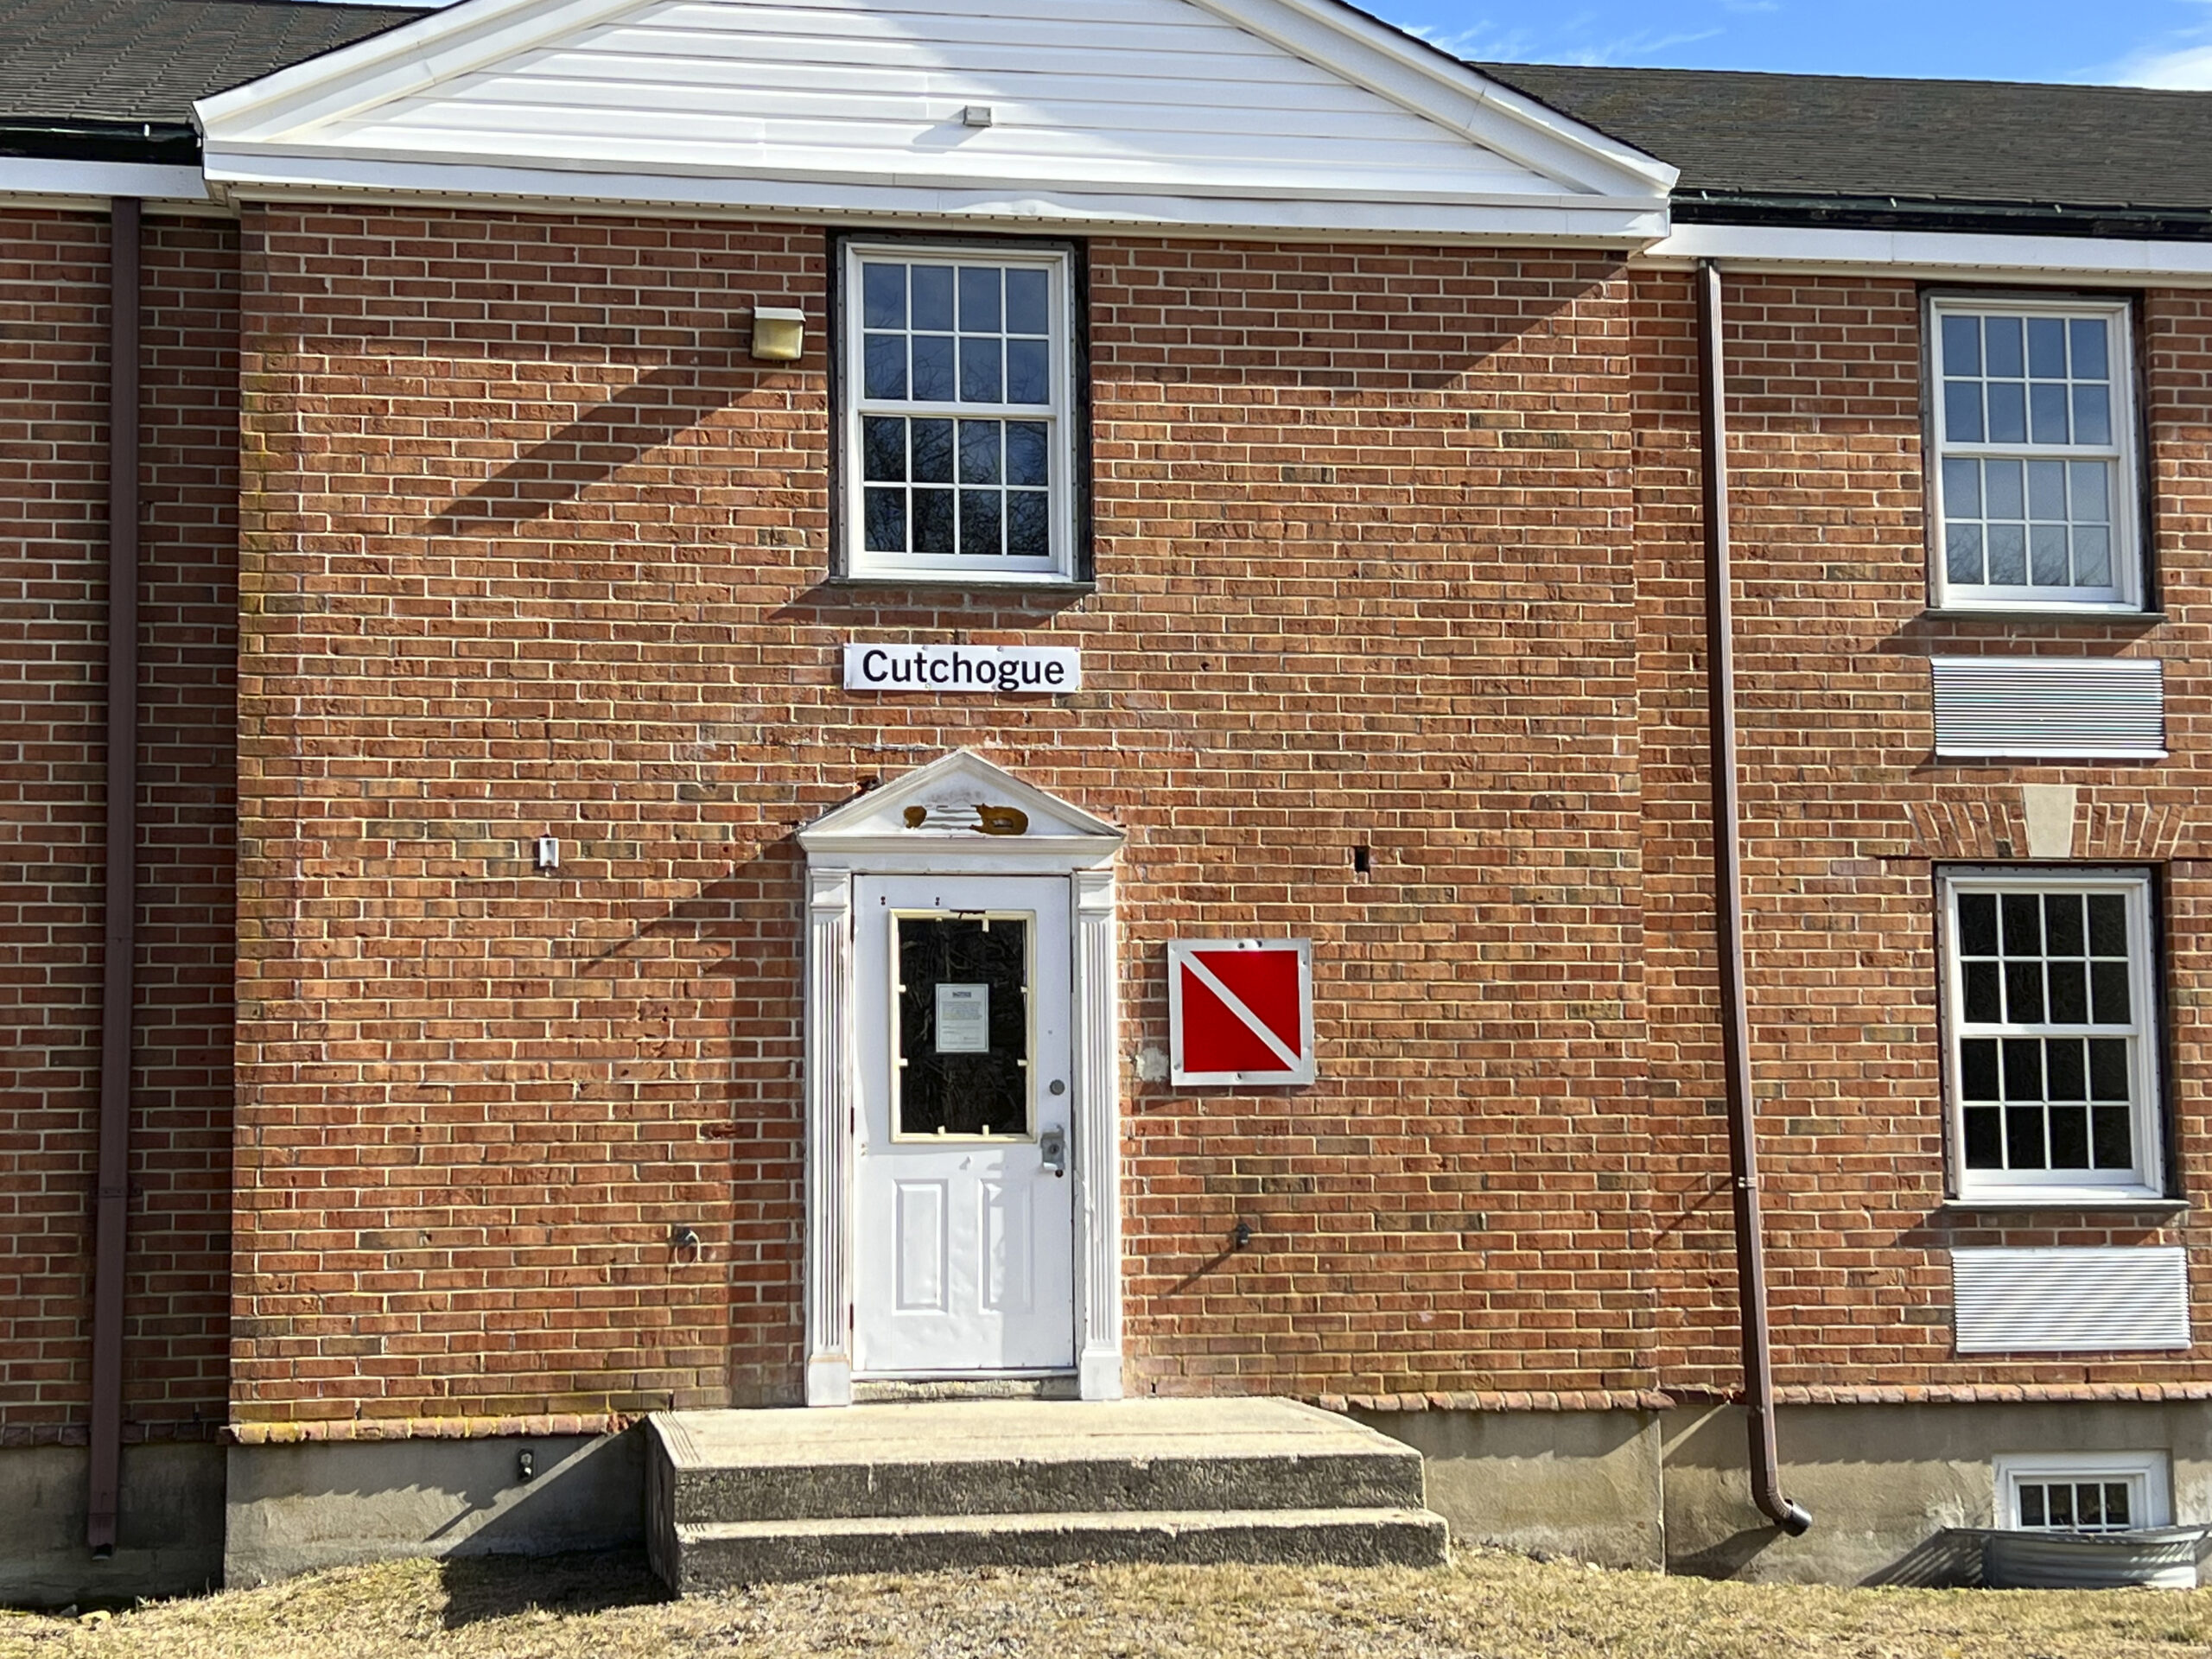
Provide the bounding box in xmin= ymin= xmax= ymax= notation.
xmin=751 ymin=306 xmax=806 ymax=361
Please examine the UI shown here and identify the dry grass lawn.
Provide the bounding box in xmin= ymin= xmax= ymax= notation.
xmin=7 ymin=1547 xmax=2212 ymax=1658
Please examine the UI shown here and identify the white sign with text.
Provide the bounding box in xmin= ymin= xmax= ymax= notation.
xmin=843 ymin=643 xmax=1081 ymax=695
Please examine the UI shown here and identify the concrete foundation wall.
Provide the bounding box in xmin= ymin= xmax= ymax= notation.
xmin=1357 ymin=1408 xmax=1666 ymax=1570
xmin=1364 ymin=1399 xmax=2212 ymax=1586
xmin=223 ymin=1431 xmax=645 ymax=1587
xmin=1663 ymin=1400 xmax=2212 ymax=1585
xmin=0 ymin=1443 xmax=225 ymax=1608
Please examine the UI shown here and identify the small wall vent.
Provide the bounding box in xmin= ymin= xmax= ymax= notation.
xmin=1931 ymin=656 xmax=2164 ymax=760
xmin=1953 ymin=1247 xmax=2190 ymax=1353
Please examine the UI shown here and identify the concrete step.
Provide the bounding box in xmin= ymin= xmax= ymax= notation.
xmin=664 ymin=1506 xmax=1450 ymax=1592
xmin=650 ymin=1398 xmax=1427 ymax=1524
xmin=645 ymin=1398 xmax=1450 ymax=1591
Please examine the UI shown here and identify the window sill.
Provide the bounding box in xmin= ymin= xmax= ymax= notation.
xmin=1923 ymin=607 xmax=2164 ymax=623
xmin=828 ymin=575 xmax=1096 ymax=597
xmin=1941 ymin=1195 xmax=2187 ymax=1216
xmin=1933 ymin=750 xmax=2170 ymax=764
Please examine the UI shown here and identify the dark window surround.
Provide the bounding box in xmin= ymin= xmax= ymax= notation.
xmin=827 ymin=226 xmax=1092 ymax=585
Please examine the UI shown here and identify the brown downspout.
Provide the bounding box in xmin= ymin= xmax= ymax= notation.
xmin=1696 ymin=258 xmax=1812 ymax=1537
xmin=87 ymin=196 xmax=141 ymax=1558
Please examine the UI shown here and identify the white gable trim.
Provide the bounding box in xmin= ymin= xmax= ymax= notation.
xmin=198 ymin=152 xmax=1669 ymax=242
xmin=1179 ymin=0 xmax=1675 ymax=196
xmin=194 ymin=0 xmax=639 ymax=143
xmin=193 ymin=0 xmax=1674 ymax=239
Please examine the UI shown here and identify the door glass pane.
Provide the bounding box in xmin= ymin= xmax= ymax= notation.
xmin=895 ymin=913 xmax=1031 ymax=1136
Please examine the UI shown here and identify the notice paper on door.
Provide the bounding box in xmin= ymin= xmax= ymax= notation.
xmin=934 ymin=983 xmax=990 ymax=1053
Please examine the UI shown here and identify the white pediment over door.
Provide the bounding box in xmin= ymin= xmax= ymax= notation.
xmin=798 ymin=749 xmax=1123 ymax=870
xmin=195 ymin=0 xmax=1675 ymax=240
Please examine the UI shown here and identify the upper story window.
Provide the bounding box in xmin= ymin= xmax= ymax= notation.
xmin=842 ymin=241 xmax=1077 ymax=583
xmin=1941 ymin=868 xmax=2164 ymax=1203
xmin=1928 ymin=296 xmax=2141 ymax=613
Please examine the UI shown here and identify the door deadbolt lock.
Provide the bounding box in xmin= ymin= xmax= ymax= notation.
xmin=1039 ymin=1127 xmax=1066 ymax=1178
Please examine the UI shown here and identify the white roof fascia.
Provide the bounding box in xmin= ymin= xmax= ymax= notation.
xmin=1176 ymin=0 xmax=1675 ymax=199
xmin=200 ymin=151 xmax=1669 ymax=243
xmin=193 ymin=0 xmax=1675 ymax=226
xmin=1644 ymin=221 xmax=2212 ymax=287
xmin=0 ymin=157 xmax=212 ymax=204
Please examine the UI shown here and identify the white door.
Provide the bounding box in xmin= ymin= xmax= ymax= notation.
xmin=853 ymin=874 xmax=1075 ymax=1376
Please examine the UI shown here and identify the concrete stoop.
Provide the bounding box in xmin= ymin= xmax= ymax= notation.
xmin=645 ymin=1397 xmax=1450 ymax=1592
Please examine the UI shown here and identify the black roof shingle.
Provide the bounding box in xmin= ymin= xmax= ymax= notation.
xmin=1479 ymin=61 xmax=2212 ymax=231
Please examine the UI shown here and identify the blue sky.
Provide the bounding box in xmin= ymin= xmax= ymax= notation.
xmin=1368 ymin=0 xmax=2212 ymax=85
xmin=316 ymin=0 xmax=2212 ymax=88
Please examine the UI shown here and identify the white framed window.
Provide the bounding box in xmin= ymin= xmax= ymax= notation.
xmin=1996 ymin=1451 xmax=2170 ymax=1531
xmin=1928 ymin=296 xmax=2141 ymax=613
xmin=842 ymin=240 xmax=1077 ymax=583
xmin=1940 ymin=869 xmax=2164 ymax=1203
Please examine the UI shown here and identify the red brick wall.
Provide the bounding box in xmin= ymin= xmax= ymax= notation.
xmin=21 ymin=195 xmax=2212 ymax=1436
xmin=1640 ymin=271 xmax=2212 ymax=1398
xmin=230 ymin=206 xmax=1656 ymax=1427
xmin=0 ymin=210 xmax=238 ymax=1442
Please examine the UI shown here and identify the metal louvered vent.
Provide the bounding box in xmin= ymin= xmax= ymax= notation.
xmin=1953 ymin=1247 xmax=2190 ymax=1353
xmin=1931 ymin=657 xmax=2164 ymax=760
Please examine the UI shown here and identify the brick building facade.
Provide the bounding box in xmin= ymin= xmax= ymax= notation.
xmin=10 ymin=0 xmax=2212 ymax=1601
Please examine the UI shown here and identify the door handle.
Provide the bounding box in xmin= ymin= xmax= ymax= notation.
xmin=1039 ymin=1127 xmax=1066 ymax=1179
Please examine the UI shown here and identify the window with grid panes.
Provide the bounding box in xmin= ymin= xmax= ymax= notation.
xmin=1942 ymin=871 xmax=2163 ymax=1199
xmin=1997 ymin=1452 xmax=2169 ymax=1532
xmin=843 ymin=243 xmax=1073 ymax=581
xmin=2016 ymin=1478 xmax=2137 ymax=1532
xmin=1928 ymin=296 xmax=2139 ymax=612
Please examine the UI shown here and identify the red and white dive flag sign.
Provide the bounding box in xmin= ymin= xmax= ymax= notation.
xmin=1166 ymin=938 xmax=1316 ymax=1087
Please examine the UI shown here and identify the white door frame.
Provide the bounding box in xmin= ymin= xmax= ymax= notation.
xmin=796 ymin=750 xmax=1124 ymax=1406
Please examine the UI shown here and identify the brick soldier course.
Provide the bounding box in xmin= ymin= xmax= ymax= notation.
xmin=9 ymin=0 xmax=2212 ymax=1603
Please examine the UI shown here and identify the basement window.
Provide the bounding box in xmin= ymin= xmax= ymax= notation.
xmin=1940 ymin=868 xmax=2164 ymax=1203
xmin=1997 ymin=1452 xmax=2171 ymax=1531
xmin=1927 ymin=296 xmax=2142 ymax=613
xmin=840 ymin=240 xmax=1077 ymax=584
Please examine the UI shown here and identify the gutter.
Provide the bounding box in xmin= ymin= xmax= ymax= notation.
xmin=1695 ymin=257 xmax=1813 ymax=1539
xmin=86 ymin=196 xmax=140 ymax=1559
xmin=1673 ymin=190 xmax=2212 ymax=242
xmin=0 ymin=120 xmax=198 ymax=166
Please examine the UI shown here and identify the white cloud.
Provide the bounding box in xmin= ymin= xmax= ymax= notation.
xmin=2110 ymin=43 xmax=2212 ymax=86
xmin=2105 ymin=1 xmax=2212 ymax=86
xmin=1408 ymin=13 xmax=1722 ymax=66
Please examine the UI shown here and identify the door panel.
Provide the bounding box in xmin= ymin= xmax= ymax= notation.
xmin=893 ymin=1180 xmax=949 ymax=1313
xmin=855 ymin=874 xmax=1075 ymax=1375
xmin=981 ymin=1179 xmax=1033 ymax=1313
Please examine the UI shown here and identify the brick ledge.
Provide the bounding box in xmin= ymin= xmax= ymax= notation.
xmin=1319 ymin=1389 xmax=1675 ymax=1414
xmin=226 ymin=1414 xmax=636 ymax=1446
xmin=1319 ymin=1382 xmax=2212 ymax=1414
xmin=1777 ymin=1382 xmax=2212 ymax=1407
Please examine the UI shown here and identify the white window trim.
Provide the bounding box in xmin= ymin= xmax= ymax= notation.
xmin=841 ymin=239 xmax=1078 ymax=585
xmin=1939 ymin=868 xmax=2165 ymax=1205
xmin=1995 ymin=1450 xmax=2171 ymax=1530
xmin=1926 ymin=293 xmax=2143 ymax=615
